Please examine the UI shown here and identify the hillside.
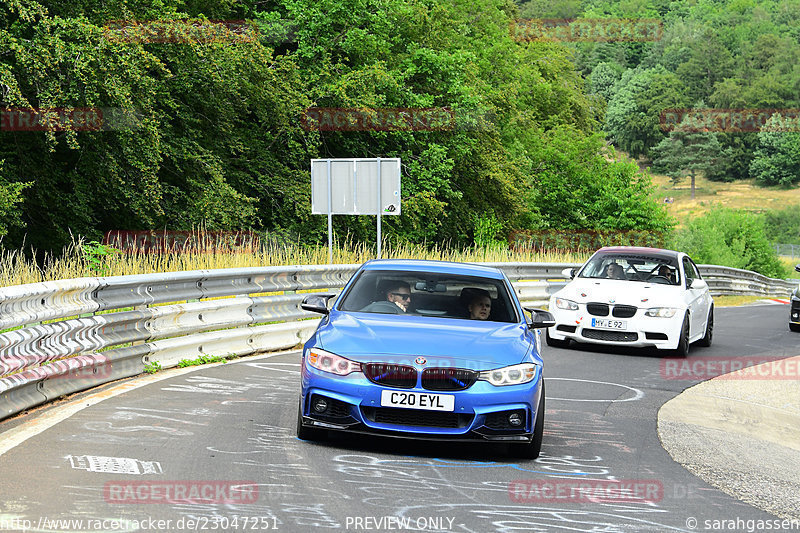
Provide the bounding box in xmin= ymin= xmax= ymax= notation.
xmin=650 ymin=174 xmax=800 ymax=223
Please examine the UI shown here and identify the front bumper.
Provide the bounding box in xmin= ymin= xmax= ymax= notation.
xmin=548 ymin=304 xmax=683 ymax=349
xmin=299 ymin=361 xmax=543 ymax=442
xmin=791 ymin=293 xmax=800 ymax=324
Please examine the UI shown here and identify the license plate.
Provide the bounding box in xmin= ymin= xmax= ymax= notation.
xmin=591 ymin=318 xmax=627 ymax=330
xmin=380 ymin=390 xmax=454 ymax=412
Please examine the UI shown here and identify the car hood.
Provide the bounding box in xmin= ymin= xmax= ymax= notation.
xmin=553 ymin=278 xmax=685 ymax=307
xmin=316 ymin=312 xmax=533 ymax=369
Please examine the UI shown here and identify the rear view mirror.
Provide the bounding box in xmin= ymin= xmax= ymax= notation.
xmin=524 ymin=308 xmax=556 ymax=329
xmin=414 ymin=281 xmax=447 ymax=292
xmin=561 ymin=267 xmax=577 ymax=279
xmin=301 ymin=293 xmax=336 ymax=315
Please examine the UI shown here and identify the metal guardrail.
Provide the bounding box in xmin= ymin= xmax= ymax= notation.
xmin=0 ymin=261 xmax=794 ymax=421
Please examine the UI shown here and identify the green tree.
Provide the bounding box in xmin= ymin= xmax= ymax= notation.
xmin=650 ymin=110 xmax=724 ymax=199
xmin=0 ymin=161 xmax=30 ymax=238
xmin=749 ymin=114 xmax=800 ymax=187
xmin=525 ymin=125 xmax=674 ymax=233
xmin=605 ymin=66 xmax=689 ymax=158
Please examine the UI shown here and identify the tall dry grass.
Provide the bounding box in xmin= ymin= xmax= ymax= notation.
xmin=0 ymin=233 xmax=590 ymax=288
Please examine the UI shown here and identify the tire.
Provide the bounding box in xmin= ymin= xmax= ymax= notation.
xmin=696 ymin=306 xmax=714 ymax=347
xmin=545 ymin=329 xmax=570 ymax=349
xmin=296 ymin=400 xmax=326 ymax=441
xmin=790 ymin=323 xmax=800 ymax=333
xmin=671 ymin=314 xmax=690 ymax=358
xmin=512 ymin=382 xmax=545 ymax=459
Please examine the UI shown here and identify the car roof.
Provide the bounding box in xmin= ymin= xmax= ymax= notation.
xmin=361 ymin=259 xmax=506 ymax=279
xmin=594 ymin=246 xmax=682 ymax=259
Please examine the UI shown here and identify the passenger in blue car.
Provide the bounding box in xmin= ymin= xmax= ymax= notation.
xmin=360 ymin=280 xmax=412 ymax=314
xmin=467 ymin=289 xmax=492 ymax=320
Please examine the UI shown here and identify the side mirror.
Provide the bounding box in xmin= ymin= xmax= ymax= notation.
xmin=561 ymin=267 xmax=576 ymax=279
xmin=301 ymin=293 xmax=336 ymax=315
xmin=687 ymin=278 xmax=707 ymax=290
xmin=795 ymin=264 xmax=800 ymax=273
xmin=524 ymin=308 xmax=556 ymax=329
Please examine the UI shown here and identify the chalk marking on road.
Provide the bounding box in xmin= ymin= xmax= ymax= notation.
xmin=546 ymin=378 xmax=644 ymax=402
xmin=0 ymin=350 xmax=299 ymax=458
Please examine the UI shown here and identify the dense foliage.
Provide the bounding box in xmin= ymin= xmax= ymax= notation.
xmin=521 ymin=0 xmax=800 ymax=185
xmin=673 ymin=207 xmax=787 ymax=279
xmin=0 ymin=0 xmax=677 ymax=251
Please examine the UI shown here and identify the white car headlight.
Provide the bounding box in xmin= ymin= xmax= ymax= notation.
xmin=478 ymin=363 xmax=538 ymax=386
xmin=305 ymin=348 xmax=361 ymax=375
xmin=555 ymin=297 xmax=579 ymax=310
xmin=645 ymin=307 xmax=678 ymax=318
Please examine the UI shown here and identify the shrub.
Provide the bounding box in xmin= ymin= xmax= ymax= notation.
xmin=673 ymin=207 xmax=787 ymax=278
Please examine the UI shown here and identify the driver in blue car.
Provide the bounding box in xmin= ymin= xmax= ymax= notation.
xmin=360 ymin=280 xmax=412 ymax=314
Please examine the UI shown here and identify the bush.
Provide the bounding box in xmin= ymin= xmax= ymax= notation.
xmin=673 ymin=208 xmax=787 ymax=278
xmin=763 ymin=208 xmax=800 ymax=245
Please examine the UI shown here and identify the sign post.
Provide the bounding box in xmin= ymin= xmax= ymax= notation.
xmin=311 ymin=158 xmax=401 ymax=263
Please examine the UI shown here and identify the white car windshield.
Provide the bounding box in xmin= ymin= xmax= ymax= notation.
xmin=579 ymin=254 xmax=681 ymax=285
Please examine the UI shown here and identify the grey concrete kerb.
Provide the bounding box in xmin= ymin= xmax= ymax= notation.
xmin=658 ymin=355 xmax=800 ymax=521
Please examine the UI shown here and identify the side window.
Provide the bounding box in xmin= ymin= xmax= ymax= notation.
xmin=682 ymin=257 xmax=695 ymax=286
xmin=688 ymin=259 xmax=702 ymax=279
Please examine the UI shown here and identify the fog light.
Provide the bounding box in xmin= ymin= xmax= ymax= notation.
xmin=313 ymin=397 xmax=328 ymax=413
xmin=508 ymin=413 xmax=522 ymax=426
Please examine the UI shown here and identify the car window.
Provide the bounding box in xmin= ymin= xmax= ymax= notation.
xmin=682 ymin=257 xmax=695 ymax=285
xmin=337 ymin=269 xmax=519 ymax=323
xmin=579 ymin=253 xmax=680 ymax=285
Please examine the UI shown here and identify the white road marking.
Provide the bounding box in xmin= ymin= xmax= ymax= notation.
xmin=0 ymin=350 xmax=299 ymax=458
xmin=546 ymin=378 xmax=644 ymax=402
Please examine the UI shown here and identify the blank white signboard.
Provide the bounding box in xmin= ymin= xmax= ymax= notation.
xmin=311 ymin=158 xmax=401 ymax=215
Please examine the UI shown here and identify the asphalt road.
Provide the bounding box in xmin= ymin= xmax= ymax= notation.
xmin=0 ymin=304 xmax=798 ymax=533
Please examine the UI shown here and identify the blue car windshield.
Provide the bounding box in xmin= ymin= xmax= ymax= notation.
xmin=338 ymin=270 xmax=519 ymax=323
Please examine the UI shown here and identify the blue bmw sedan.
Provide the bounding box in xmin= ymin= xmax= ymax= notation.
xmin=297 ymin=259 xmax=554 ymax=458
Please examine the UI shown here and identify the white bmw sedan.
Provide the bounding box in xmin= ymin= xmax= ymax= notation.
xmin=547 ymin=247 xmax=714 ymax=357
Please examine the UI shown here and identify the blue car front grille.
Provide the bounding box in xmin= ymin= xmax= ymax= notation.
xmin=421 ymin=368 xmax=478 ymax=391
xmin=364 ymin=363 xmax=417 ymax=388
xmin=361 ymin=407 xmax=473 ymax=428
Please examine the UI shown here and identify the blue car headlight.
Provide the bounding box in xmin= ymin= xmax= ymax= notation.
xmin=478 ymin=363 xmax=538 ymax=386
xmin=306 ymin=348 xmax=361 ymax=376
